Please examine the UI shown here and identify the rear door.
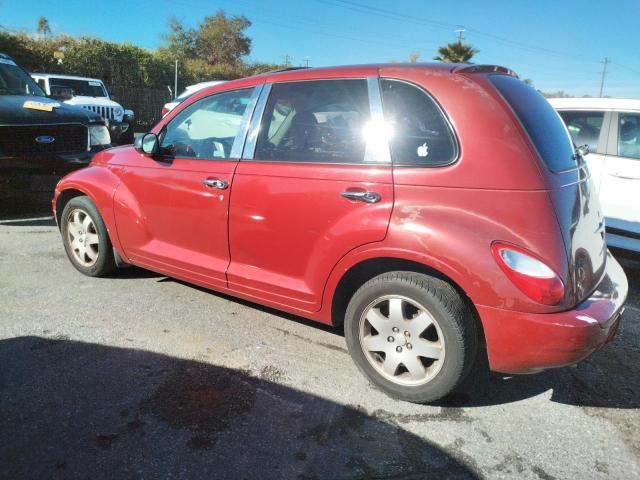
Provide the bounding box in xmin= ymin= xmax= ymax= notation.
xmin=227 ymin=77 xmax=393 ymax=312
xmin=599 ymin=111 xmax=640 ymax=250
xmin=114 ymin=86 xmax=260 ymax=289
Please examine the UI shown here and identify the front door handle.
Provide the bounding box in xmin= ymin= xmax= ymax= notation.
xmin=202 ymin=178 xmax=229 ymax=189
xmin=340 ymin=190 xmax=381 ymax=203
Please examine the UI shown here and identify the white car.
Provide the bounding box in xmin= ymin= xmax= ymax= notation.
xmin=31 ymin=73 xmax=135 ymax=144
xmin=550 ymin=97 xmax=640 ymax=253
xmin=162 ymin=80 xmax=226 ymax=117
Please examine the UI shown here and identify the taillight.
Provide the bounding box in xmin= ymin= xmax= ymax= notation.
xmin=491 ymin=242 xmax=564 ymax=305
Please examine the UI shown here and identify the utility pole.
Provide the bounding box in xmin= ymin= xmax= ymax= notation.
xmin=599 ymin=57 xmax=610 ymax=98
xmin=174 ymin=59 xmax=178 ymax=100
xmin=304 ymin=57 xmax=311 ymax=68
xmin=283 ymin=54 xmax=292 ymax=67
xmin=455 ymin=27 xmax=466 ymax=45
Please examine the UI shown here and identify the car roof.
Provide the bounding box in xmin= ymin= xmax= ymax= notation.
xmin=547 ymin=97 xmax=640 ymax=111
xmin=31 ymin=73 xmax=105 ymax=83
xmin=211 ymin=63 xmax=514 ymax=93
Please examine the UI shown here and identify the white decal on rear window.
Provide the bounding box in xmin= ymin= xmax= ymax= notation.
xmin=417 ymin=142 xmax=429 ymax=157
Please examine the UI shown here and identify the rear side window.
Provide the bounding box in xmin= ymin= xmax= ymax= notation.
xmin=557 ymin=111 xmax=604 ymax=153
xmin=380 ymin=79 xmax=457 ymax=166
xmin=618 ymin=113 xmax=640 ymax=160
xmin=254 ymin=79 xmax=370 ymax=164
xmin=490 ymin=75 xmax=577 ymax=172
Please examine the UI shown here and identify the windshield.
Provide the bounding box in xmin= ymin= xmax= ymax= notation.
xmin=0 ymin=58 xmax=45 ymax=96
xmin=50 ymin=78 xmax=107 ymax=97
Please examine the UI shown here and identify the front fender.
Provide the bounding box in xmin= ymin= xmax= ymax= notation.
xmin=53 ymin=165 xmax=124 ymax=257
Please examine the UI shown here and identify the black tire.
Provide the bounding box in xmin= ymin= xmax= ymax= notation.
xmin=60 ymin=195 xmax=116 ymax=277
xmin=344 ymin=271 xmax=478 ymax=404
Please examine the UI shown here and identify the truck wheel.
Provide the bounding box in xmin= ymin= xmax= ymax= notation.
xmin=344 ymin=272 xmax=478 ymax=403
xmin=60 ymin=196 xmax=116 ymax=277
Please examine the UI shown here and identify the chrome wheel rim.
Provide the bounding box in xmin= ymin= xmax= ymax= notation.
xmin=66 ymin=208 xmax=99 ymax=267
xmin=358 ymin=295 xmax=445 ymax=386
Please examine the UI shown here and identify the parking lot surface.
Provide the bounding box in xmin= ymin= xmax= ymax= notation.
xmin=1 ymin=213 xmax=639 ymax=479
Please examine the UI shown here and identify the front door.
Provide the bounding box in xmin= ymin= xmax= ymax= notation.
xmin=114 ymin=86 xmax=259 ymax=288
xmin=599 ymin=111 xmax=640 ymax=249
xmin=227 ymin=77 xmax=394 ymax=311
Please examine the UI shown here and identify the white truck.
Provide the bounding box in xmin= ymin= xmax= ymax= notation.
xmin=31 ymin=73 xmax=135 ymax=144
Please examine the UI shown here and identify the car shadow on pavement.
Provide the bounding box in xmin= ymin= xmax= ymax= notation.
xmin=154 ymin=273 xmax=639 ymax=411
xmin=0 ymin=337 xmax=479 ymax=480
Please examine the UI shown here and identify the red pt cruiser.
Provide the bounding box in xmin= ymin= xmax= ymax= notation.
xmin=53 ymin=64 xmax=628 ymax=403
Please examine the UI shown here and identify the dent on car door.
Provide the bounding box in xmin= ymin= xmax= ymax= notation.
xmin=113 ymin=86 xmax=260 ymax=288
xmin=227 ymin=77 xmax=394 ymax=312
xmin=600 ymin=111 xmax=640 ymax=245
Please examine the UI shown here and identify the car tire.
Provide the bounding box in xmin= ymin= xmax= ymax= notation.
xmin=60 ymin=195 xmax=116 ymax=277
xmin=344 ymin=271 xmax=478 ymax=404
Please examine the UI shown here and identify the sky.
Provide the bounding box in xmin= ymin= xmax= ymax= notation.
xmin=1 ymin=0 xmax=639 ymax=98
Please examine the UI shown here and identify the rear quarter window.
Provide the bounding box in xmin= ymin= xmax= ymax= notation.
xmin=489 ymin=74 xmax=577 ymax=172
xmin=380 ymin=79 xmax=457 ymax=166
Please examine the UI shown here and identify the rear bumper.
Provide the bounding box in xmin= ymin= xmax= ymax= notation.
xmin=479 ymin=252 xmax=628 ymax=374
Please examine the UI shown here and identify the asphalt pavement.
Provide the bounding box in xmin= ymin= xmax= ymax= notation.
xmin=1 ymin=212 xmax=638 ymax=479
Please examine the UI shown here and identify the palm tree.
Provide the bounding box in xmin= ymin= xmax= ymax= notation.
xmin=433 ymin=42 xmax=479 ymax=63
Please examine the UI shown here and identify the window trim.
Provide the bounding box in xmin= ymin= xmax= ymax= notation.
xmin=379 ymin=77 xmax=460 ymax=168
xmin=158 ymin=85 xmax=261 ymax=162
xmin=241 ymin=77 xmax=391 ymax=165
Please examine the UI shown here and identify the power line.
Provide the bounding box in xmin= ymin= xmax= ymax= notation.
xmin=318 ymin=0 xmax=603 ymax=64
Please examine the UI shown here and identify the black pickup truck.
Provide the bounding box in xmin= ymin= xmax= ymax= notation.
xmin=0 ymin=53 xmax=112 ymax=209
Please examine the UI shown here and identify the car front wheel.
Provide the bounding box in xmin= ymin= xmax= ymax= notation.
xmin=60 ymin=195 xmax=116 ymax=277
xmin=344 ymin=272 xmax=478 ymax=403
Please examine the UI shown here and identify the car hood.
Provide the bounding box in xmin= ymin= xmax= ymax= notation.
xmin=65 ymin=96 xmax=122 ymax=108
xmin=0 ymin=95 xmax=102 ymax=125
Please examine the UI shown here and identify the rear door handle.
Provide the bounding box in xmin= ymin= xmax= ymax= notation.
xmin=340 ymin=190 xmax=381 ymax=203
xmin=202 ymin=178 xmax=229 ymax=189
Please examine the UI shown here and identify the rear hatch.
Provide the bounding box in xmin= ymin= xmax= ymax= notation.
xmin=488 ymin=74 xmax=607 ymax=306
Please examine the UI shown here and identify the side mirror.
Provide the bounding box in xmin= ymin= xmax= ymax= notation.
xmin=134 ymin=133 xmax=159 ymax=156
xmin=573 ymin=144 xmax=590 ymax=160
xmin=49 ymin=86 xmax=73 ymax=101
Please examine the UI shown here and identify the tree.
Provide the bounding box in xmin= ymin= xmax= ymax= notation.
xmin=164 ymin=17 xmax=196 ymax=59
xmin=433 ymin=42 xmax=479 ymax=63
xmin=194 ymin=10 xmax=251 ymax=66
xmin=36 ymin=16 xmax=51 ymax=38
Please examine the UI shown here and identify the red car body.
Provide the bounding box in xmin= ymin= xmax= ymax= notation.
xmin=52 ymin=64 xmax=627 ymax=375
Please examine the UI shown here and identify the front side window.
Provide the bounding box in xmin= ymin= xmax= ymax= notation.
xmin=254 ymin=79 xmax=370 ymax=164
xmin=618 ymin=113 xmax=640 ymax=160
xmin=380 ymin=79 xmax=457 ymax=166
xmin=160 ymin=88 xmax=252 ymax=159
xmin=557 ymin=111 xmax=605 ymax=153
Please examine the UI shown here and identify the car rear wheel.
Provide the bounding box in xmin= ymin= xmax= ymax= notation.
xmin=61 ymin=196 xmax=116 ymax=277
xmin=344 ymin=272 xmax=477 ymax=403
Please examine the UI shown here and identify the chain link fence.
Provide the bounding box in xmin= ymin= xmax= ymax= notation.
xmin=110 ymin=86 xmax=172 ymax=132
